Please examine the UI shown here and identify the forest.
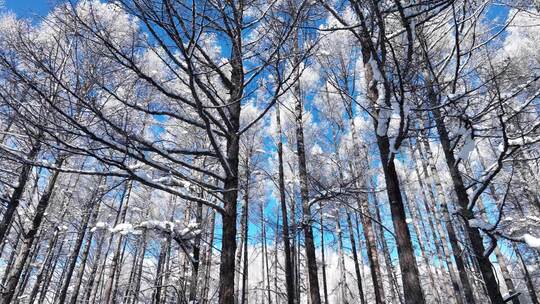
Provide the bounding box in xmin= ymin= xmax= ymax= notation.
xmin=0 ymin=0 xmax=538 ymax=303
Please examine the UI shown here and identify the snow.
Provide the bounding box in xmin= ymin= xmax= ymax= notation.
xmin=110 ymin=223 xmax=135 ymax=235
xmin=457 ymin=130 xmax=475 ymax=161
xmin=405 ymin=218 xmax=413 ymax=224
xmin=522 ymin=234 xmax=540 ymax=248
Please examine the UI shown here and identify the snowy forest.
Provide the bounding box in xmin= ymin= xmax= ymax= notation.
xmin=0 ymin=0 xmax=538 ymax=303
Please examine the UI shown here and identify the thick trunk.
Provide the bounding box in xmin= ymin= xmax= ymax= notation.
xmin=0 ymin=140 xmax=41 ymax=244
xmin=275 ymin=103 xmax=295 ymax=304
xmin=0 ymin=163 xmax=61 ymax=304
xmin=218 ymin=23 xmax=242 ymax=304
xmin=295 ymin=92 xmax=321 ymax=304
xmin=348 ymin=115 xmax=385 ymax=304
xmin=428 ymin=93 xmax=504 ymax=304
xmin=361 ymin=48 xmax=424 ymax=303
xmin=402 ymin=185 xmax=437 ymax=302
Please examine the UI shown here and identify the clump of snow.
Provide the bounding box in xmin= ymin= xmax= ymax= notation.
xmin=458 ymin=129 xmax=475 ymax=161
xmin=110 ymin=223 xmax=135 ymax=235
xmin=405 ymin=218 xmax=413 ymax=224
xmin=522 ymin=234 xmax=540 ymax=248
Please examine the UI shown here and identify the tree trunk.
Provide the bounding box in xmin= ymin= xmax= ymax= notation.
xmin=346 ymin=211 xmax=366 ymax=304
xmin=217 ymin=20 xmax=242 ymax=304
xmin=0 ymin=161 xmax=61 ymax=304
xmin=419 ymin=134 xmax=477 ymax=304
xmin=28 ymin=228 xmax=59 ymax=303
xmin=427 ymin=89 xmax=505 ymax=303
xmin=240 ymin=165 xmax=250 ymax=304
xmin=410 ymin=142 xmax=463 ymax=304
xmin=58 ymin=185 xmax=102 ymax=304
xmin=69 ymin=195 xmax=103 ymax=304
xmin=103 ymin=181 xmax=132 ymax=304
xmin=275 ymin=102 xmax=295 ymax=304
xmin=402 ymin=183 xmax=436 ymax=302
xmin=348 ymin=109 xmax=386 ymax=304
xmin=515 ymin=245 xmax=539 ymax=304
xmin=361 ymin=50 xmax=425 ymax=303
xmin=336 ymin=209 xmax=349 ymax=304
xmin=188 ymin=202 xmax=203 ymax=302
xmin=372 ymin=190 xmax=402 ymax=304
xmin=319 ymin=210 xmax=329 ymax=304
xmin=201 ymin=211 xmax=215 ymax=304
xmin=0 ymin=139 xmax=41 ymax=244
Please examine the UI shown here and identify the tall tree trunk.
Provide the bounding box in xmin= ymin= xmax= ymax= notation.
xmin=275 ymin=102 xmax=295 ymax=304
xmin=362 ymin=50 xmax=425 ymax=303
xmin=58 ymin=184 xmax=102 ymax=304
xmin=0 ymin=139 xmax=41 ymax=244
xmin=319 ymin=209 xmax=329 ymax=304
xmin=201 ymin=211 xmax=216 ymax=304
xmin=0 ymin=160 xmax=61 ymax=304
xmin=348 ymin=108 xmax=386 ymax=304
xmin=240 ymin=164 xmax=250 ymax=304
xmin=419 ymin=134 xmax=476 ymax=304
xmin=372 ymin=191 xmax=402 ymax=304
xmin=515 ymin=246 xmax=539 ymax=304
xmin=28 ymin=228 xmax=59 ymax=303
xmin=294 ymin=73 xmax=321 ymax=304
xmin=335 ymin=209 xmax=349 ymax=304
xmin=410 ymin=142 xmax=463 ymax=304
xmin=103 ymin=181 xmax=132 ymax=304
xmin=217 ymin=21 xmax=242 ymax=304
xmin=401 ymin=184 xmax=436 ymax=302
xmin=345 ymin=211 xmax=366 ymax=304
xmin=188 ymin=202 xmax=203 ymax=303
xmin=69 ymin=196 xmax=103 ymax=304
xmin=427 ymin=87 xmax=505 ymax=303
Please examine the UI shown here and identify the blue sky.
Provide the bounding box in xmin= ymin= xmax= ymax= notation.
xmin=5 ymin=0 xmax=51 ymax=18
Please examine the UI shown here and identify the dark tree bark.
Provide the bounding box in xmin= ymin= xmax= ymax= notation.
xmin=275 ymin=102 xmax=295 ymax=304
xmin=426 ymin=87 xmax=505 ymax=303
xmin=0 ymin=139 xmax=41 ymax=244
xmin=346 ymin=211 xmax=366 ymax=304
xmin=0 ymin=160 xmax=61 ymax=304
